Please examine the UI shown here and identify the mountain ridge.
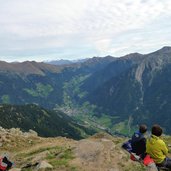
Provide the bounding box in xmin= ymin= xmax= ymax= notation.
xmin=0 ymin=60 xmax=63 ymax=76
xmin=0 ymin=104 xmax=96 ymax=139
xmin=0 ymin=46 xmax=171 ymax=135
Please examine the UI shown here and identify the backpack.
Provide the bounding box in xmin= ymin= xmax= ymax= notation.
xmin=0 ymin=156 xmax=13 ymax=171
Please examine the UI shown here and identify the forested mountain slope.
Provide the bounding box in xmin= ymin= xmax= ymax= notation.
xmin=0 ymin=46 xmax=171 ymax=135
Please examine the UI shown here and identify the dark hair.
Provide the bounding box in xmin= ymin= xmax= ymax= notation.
xmin=139 ymin=124 xmax=147 ymax=134
xmin=152 ymin=124 xmax=163 ymax=137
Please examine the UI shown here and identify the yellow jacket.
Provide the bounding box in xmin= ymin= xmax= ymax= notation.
xmin=146 ymin=134 xmax=168 ymax=164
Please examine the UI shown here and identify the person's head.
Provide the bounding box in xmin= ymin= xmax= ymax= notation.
xmin=139 ymin=124 xmax=147 ymax=134
xmin=151 ymin=124 xmax=163 ymax=137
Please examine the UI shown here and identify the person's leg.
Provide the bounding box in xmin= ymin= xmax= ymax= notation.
xmin=164 ymin=157 xmax=171 ymax=169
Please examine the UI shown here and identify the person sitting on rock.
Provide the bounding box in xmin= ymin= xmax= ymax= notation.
xmin=131 ymin=124 xmax=147 ymax=159
xmin=146 ymin=124 xmax=171 ymax=169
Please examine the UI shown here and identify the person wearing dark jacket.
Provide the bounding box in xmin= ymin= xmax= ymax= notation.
xmin=131 ymin=124 xmax=147 ymax=159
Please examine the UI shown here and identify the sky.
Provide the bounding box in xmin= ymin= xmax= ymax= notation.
xmin=0 ymin=0 xmax=171 ymax=62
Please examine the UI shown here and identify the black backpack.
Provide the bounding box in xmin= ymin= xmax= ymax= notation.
xmin=0 ymin=156 xmax=13 ymax=171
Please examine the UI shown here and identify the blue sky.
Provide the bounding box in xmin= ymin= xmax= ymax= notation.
xmin=0 ymin=0 xmax=171 ymax=62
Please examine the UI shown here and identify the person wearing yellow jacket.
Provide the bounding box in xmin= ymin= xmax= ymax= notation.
xmin=146 ymin=124 xmax=171 ymax=169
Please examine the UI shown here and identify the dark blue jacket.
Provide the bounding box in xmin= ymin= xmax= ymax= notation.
xmin=131 ymin=131 xmax=146 ymax=158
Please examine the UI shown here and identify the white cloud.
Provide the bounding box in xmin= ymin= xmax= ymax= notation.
xmin=0 ymin=0 xmax=171 ymax=61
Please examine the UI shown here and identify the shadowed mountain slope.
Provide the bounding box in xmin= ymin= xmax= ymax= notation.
xmin=0 ymin=104 xmax=96 ymax=139
xmin=1 ymin=46 xmax=171 ymax=135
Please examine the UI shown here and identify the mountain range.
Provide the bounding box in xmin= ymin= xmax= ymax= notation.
xmin=45 ymin=58 xmax=88 ymax=66
xmin=0 ymin=46 xmax=171 ymax=135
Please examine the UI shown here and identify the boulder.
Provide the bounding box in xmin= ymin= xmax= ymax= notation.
xmin=146 ymin=163 xmax=158 ymax=171
xmin=74 ymin=139 xmax=104 ymax=162
xmin=35 ymin=160 xmax=53 ymax=170
xmin=29 ymin=129 xmax=38 ymax=137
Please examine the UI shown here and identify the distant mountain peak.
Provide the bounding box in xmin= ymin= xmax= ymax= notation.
xmin=45 ymin=58 xmax=89 ymax=66
xmin=0 ymin=60 xmax=62 ymax=76
xmin=161 ymin=46 xmax=171 ymax=50
xmin=46 ymin=59 xmax=73 ymax=65
xmin=154 ymin=46 xmax=171 ymax=54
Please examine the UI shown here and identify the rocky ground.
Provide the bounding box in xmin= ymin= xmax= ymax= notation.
xmin=0 ymin=127 xmax=170 ymax=171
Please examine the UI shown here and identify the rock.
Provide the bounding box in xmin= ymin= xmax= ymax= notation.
xmin=28 ymin=140 xmax=32 ymax=144
xmin=29 ymin=129 xmax=38 ymax=137
xmin=146 ymin=163 xmax=158 ymax=171
xmin=9 ymin=169 xmax=21 ymax=171
xmin=0 ymin=127 xmax=6 ymax=133
xmin=10 ymin=128 xmax=22 ymax=136
xmin=108 ymin=169 xmax=119 ymax=171
xmin=74 ymin=139 xmax=104 ymax=162
xmin=1 ymin=135 xmax=7 ymax=142
xmin=31 ymin=151 xmax=50 ymax=163
xmin=35 ymin=161 xmax=53 ymax=170
xmin=92 ymin=132 xmax=114 ymax=140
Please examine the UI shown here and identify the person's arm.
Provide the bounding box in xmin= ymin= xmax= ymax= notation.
xmin=161 ymin=141 xmax=168 ymax=155
xmin=141 ymin=138 xmax=146 ymax=152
